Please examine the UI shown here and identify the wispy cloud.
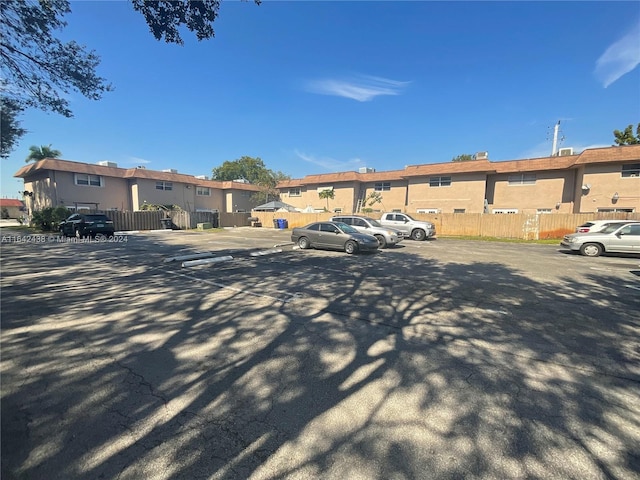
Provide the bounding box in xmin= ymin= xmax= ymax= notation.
xmin=294 ymin=150 xmax=363 ymax=171
xmin=594 ymin=21 xmax=640 ymax=88
xmin=127 ymin=156 xmax=152 ymax=165
xmin=304 ymin=74 xmax=410 ymax=102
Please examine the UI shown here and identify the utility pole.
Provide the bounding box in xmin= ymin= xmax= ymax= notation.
xmin=551 ymin=120 xmax=560 ymax=156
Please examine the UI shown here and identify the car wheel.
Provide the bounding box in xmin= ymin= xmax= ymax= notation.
xmin=580 ymin=243 xmax=603 ymax=257
xmin=297 ymin=237 xmax=310 ymax=249
xmin=411 ymin=229 xmax=426 ymax=241
xmin=344 ymin=240 xmax=358 ymax=254
xmin=374 ymin=235 xmax=387 ymax=249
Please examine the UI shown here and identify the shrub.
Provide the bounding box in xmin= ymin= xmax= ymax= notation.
xmin=31 ymin=206 xmax=71 ymax=231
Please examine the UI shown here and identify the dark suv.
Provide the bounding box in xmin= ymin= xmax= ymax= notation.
xmin=60 ymin=213 xmax=115 ymax=238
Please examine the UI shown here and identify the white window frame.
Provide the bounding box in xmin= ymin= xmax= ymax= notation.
xmin=288 ymin=188 xmax=301 ymax=197
xmin=429 ymin=176 xmax=451 ymax=187
xmin=196 ymin=186 xmax=211 ymax=196
xmin=75 ymin=173 xmax=103 ymax=187
xmin=156 ymin=181 xmax=173 ymax=191
xmin=597 ymin=207 xmax=635 ymax=213
xmin=508 ymin=173 xmax=536 ymax=185
xmin=374 ymin=182 xmax=391 ymax=191
xmin=417 ymin=208 xmax=440 ymax=214
xmin=537 ymin=208 xmax=553 ymax=214
xmin=492 ymin=208 xmax=519 ymax=214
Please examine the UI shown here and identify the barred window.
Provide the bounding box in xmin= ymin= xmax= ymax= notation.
xmin=156 ymin=181 xmax=173 ymax=191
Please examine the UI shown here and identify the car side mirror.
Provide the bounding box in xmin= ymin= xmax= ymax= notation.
xmin=404 ymin=219 xmax=409 ymax=223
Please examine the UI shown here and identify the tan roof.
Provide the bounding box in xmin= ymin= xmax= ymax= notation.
xmin=403 ymin=159 xmax=495 ymax=177
xmin=574 ymin=144 xmax=640 ymax=165
xmin=491 ymin=155 xmax=577 ymax=173
xmin=14 ymin=158 xmax=260 ymax=192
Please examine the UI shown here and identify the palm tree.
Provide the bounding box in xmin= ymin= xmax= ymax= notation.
xmin=25 ymin=144 xmax=61 ymax=163
xmin=318 ymin=188 xmax=335 ymax=211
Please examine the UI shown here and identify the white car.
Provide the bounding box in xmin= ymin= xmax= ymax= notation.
xmin=561 ymin=222 xmax=640 ymax=257
xmin=575 ymin=220 xmax=633 ymax=233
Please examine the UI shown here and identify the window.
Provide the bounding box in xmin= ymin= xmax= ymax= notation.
xmin=453 ymin=209 xmax=466 ymax=214
xmin=417 ymin=208 xmax=440 ymax=214
xmin=75 ymin=173 xmax=103 ymax=187
xmin=241 ymin=192 xmax=251 ymax=197
xmin=320 ymin=223 xmax=339 ymax=233
xmin=307 ymin=223 xmax=320 ymax=231
xmin=537 ymin=209 xmax=552 ymax=214
xmin=429 ymin=176 xmax=451 ymax=187
xmin=493 ymin=209 xmax=518 ymax=214
xmin=508 ymin=173 xmax=536 ymax=185
xmin=156 ymin=181 xmax=173 ymax=191
xmin=288 ymin=188 xmax=301 ymax=197
xmin=597 ymin=207 xmax=635 ymax=213
xmin=622 ymin=163 xmax=640 ymax=177
xmin=196 ymin=186 xmax=211 ymax=196
xmin=374 ymin=182 xmax=391 ymax=191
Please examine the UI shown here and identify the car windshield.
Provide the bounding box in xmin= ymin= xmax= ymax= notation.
xmin=403 ymin=214 xmax=416 ymax=221
xmin=367 ymin=219 xmax=383 ymax=227
xmin=335 ymin=222 xmax=358 ymax=234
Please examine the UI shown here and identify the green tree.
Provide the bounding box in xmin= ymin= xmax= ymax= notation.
xmin=1 ymin=98 xmax=27 ymax=158
xmin=452 ymin=154 xmax=475 ymax=162
xmin=25 ymin=145 xmax=62 ymax=163
xmin=30 ymin=206 xmax=70 ymax=231
xmin=318 ymin=189 xmax=335 ymax=211
xmin=613 ymin=124 xmax=640 ymax=145
xmin=132 ymin=0 xmax=261 ymax=45
xmin=212 ymin=156 xmax=290 ymax=204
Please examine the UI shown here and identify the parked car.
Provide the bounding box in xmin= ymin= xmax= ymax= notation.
xmin=60 ymin=213 xmax=115 ymax=238
xmin=575 ymin=220 xmax=634 ymax=233
xmin=378 ymin=212 xmax=436 ymax=241
xmin=330 ymin=215 xmax=403 ymax=248
xmin=560 ymin=222 xmax=640 ymax=257
xmin=291 ymin=221 xmax=379 ymax=254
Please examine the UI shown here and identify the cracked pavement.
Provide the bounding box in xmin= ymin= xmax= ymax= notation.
xmin=1 ymin=228 xmax=639 ymax=479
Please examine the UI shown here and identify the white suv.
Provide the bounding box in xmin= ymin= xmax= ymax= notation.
xmin=575 ymin=220 xmax=633 ymax=233
xmin=561 ymin=222 xmax=640 ymax=257
xmin=330 ymin=215 xmax=403 ymax=248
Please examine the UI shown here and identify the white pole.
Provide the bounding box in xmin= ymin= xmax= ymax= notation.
xmin=551 ymin=121 xmax=560 ymax=156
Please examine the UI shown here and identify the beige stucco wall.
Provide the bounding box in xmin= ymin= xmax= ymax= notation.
xmin=193 ymin=187 xmax=224 ymax=212
xmin=407 ymin=174 xmax=488 ymax=213
xmin=225 ymin=190 xmax=256 ymax=213
xmin=360 ymin=182 xmax=407 ymax=212
xmin=52 ymin=171 xmax=130 ymax=211
xmin=577 ymin=163 xmax=640 ymax=213
xmin=280 ymin=183 xmax=358 ymax=212
xmin=487 ymin=170 xmax=575 ymax=214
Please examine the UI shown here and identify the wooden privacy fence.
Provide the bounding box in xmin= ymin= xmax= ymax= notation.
xmin=250 ymin=211 xmax=640 ymax=240
xmin=108 ymin=211 xmax=226 ymax=231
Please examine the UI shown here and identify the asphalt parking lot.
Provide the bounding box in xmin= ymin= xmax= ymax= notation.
xmin=2 ymin=227 xmax=639 ymax=480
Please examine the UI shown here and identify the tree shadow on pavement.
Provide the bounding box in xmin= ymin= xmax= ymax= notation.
xmin=1 ymin=235 xmax=639 ymax=479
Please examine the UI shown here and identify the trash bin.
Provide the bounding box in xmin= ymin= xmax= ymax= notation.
xmin=160 ymin=218 xmax=173 ymax=230
xmin=273 ymin=219 xmax=279 ymax=228
xmin=276 ymin=218 xmax=288 ymax=229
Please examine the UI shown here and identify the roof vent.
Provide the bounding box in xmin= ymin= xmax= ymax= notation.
xmin=195 ymin=175 xmax=209 ymax=180
xmin=359 ymin=167 xmax=376 ymax=173
xmin=97 ymin=161 xmax=117 ymax=168
xmin=557 ymin=147 xmax=574 ymax=156
xmin=162 ymin=169 xmax=178 ymax=174
xmin=475 ymin=151 xmax=489 ymax=160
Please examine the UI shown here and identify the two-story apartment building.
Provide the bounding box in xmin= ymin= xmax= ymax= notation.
xmin=14 ymin=145 xmax=640 ymax=216
xmin=14 ymin=159 xmax=262 ymax=214
xmin=277 ymin=145 xmax=640 ymax=214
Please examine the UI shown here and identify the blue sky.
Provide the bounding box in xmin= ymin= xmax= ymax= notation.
xmin=3 ymin=1 xmax=640 ymax=198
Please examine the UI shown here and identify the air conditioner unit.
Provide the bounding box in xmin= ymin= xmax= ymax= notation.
xmin=97 ymin=161 xmax=117 ymax=168
xmin=475 ymin=151 xmax=489 ymax=160
xmin=162 ymin=169 xmax=178 ymax=174
xmin=558 ymin=147 xmax=573 ymax=156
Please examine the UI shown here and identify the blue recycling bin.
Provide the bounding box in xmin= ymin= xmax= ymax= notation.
xmin=276 ymin=218 xmax=288 ymax=229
